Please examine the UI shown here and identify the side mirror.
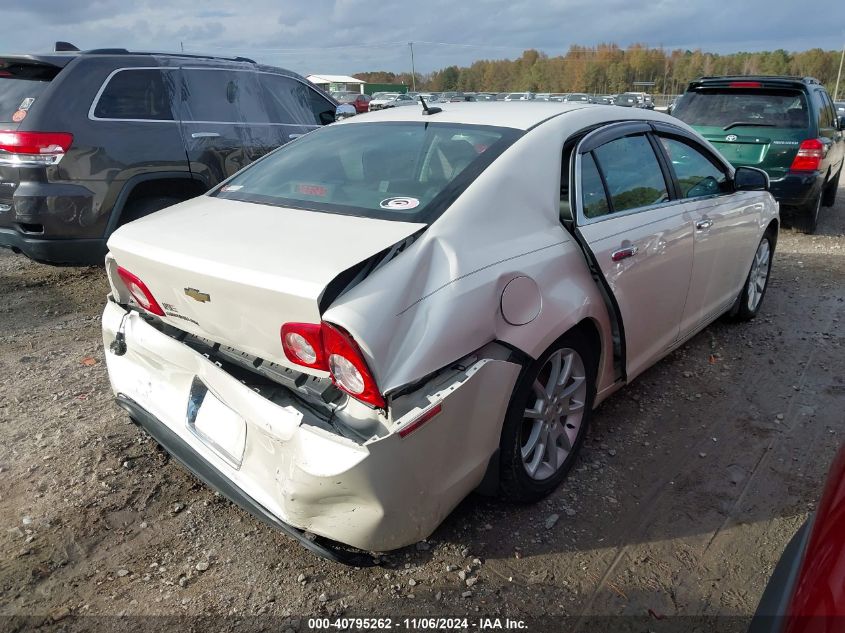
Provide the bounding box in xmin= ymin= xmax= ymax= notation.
xmin=734 ymin=166 xmax=769 ymax=191
xmin=333 ymin=104 xmax=356 ymax=122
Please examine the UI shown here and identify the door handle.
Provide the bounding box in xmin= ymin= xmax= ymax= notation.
xmin=695 ymin=218 xmax=713 ymax=231
xmin=191 ymin=132 xmax=221 ymax=139
xmin=611 ymin=245 xmax=639 ymax=262
xmin=288 ymin=133 xmax=304 ymax=139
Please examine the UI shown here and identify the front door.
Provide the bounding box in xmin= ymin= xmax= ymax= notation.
xmin=178 ymin=66 xmax=280 ymax=189
xmin=654 ymin=131 xmax=762 ymax=334
xmin=574 ymin=126 xmax=695 ymax=380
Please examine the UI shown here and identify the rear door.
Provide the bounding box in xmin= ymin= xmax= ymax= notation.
xmin=179 ymin=66 xmax=279 ymax=188
xmin=673 ymin=86 xmax=810 ymax=179
xmin=574 ymin=123 xmax=695 ymax=380
xmin=816 ymin=90 xmax=845 ymax=176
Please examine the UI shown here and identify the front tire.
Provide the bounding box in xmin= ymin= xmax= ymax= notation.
xmin=498 ymin=333 xmax=596 ymax=503
xmin=729 ymin=233 xmax=773 ymax=321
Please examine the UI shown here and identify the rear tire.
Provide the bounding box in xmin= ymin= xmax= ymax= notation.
xmin=118 ymin=196 xmax=181 ymax=226
xmin=822 ymin=170 xmax=840 ymax=208
xmin=795 ymin=190 xmax=821 ymax=234
xmin=498 ymin=333 xmax=597 ymax=503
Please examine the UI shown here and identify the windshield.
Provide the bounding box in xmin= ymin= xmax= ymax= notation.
xmin=673 ymin=89 xmax=809 ymax=129
xmin=214 ymin=121 xmax=522 ymax=223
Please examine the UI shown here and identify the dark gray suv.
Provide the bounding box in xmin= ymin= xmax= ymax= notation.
xmin=0 ymin=46 xmax=336 ymax=265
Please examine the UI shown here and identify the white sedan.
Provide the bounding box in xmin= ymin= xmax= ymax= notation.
xmin=101 ymin=102 xmax=778 ymax=560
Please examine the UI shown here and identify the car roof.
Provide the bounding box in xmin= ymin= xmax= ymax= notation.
xmin=337 ymin=102 xmax=615 ymax=130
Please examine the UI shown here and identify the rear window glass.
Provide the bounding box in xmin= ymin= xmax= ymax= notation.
xmin=0 ymin=63 xmax=57 ymax=123
xmin=214 ymin=121 xmax=522 ymax=222
xmin=674 ymin=89 xmax=809 ymax=130
xmin=93 ymin=69 xmax=176 ymax=120
xmin=0 ymin=78 xmax=50 ymax=122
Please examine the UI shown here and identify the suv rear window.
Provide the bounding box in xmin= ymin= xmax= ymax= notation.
xmin=214 ymin=121 xmax=522 ymax=222
xmin=0 ymin=63 xmax=57 ymax=123
xmin=674 ymin=89 xmax=809 ymax=130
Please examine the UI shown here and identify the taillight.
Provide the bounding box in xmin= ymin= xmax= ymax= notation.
xmin=281 ymin=323 xmax=325 ymax=370
xmin=280 ymin=321 xmax=386 ymax=408
xmin=0 ymin=131 xmax=73 ymax=166
xmin=728 ymin=81 xmax=762 ymax=88
xmin=790 ymin=139 xmax=824 ymax=172
xmin=115 ymin=266 xmax=165 ymax=316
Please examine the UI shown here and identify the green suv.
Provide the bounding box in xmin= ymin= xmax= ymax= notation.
xmin=673 ymin=76 xmax=845 ymax=233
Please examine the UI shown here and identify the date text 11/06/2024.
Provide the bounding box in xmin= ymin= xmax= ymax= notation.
xmin=307 ymin=618 xmax=529 ymax=630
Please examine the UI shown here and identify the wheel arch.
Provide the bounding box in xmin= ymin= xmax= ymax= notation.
xmin=104 ymin=172 xmax=210 ymax=237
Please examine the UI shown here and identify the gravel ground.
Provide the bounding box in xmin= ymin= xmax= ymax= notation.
xmin=1 ymin=185 xmax=843 ymax=632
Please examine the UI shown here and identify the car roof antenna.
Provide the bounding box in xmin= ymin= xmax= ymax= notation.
xmin=420 ymin=95 xmax=442 ymax=116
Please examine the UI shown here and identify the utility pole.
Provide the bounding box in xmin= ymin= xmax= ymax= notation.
xmin=834 ymin=39 xmax=844 ymax=102
xmin=409 ymin=42 xmax=416 ymax=92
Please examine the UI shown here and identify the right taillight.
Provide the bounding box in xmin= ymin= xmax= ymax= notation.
xmin=790 ymin=139 xmax=824 ymax=172
xmin=280 ymin=321 xmax=385 ymax=408
xmin=115 ymin=266 xmax=165 ymax=316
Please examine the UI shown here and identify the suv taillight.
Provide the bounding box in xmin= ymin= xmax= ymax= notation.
xmin=281 ymin=322 xmax=385 ymax=408
xmin=790 ymin=139 xmax=824 ymax=172
xmin=116 ymin=266 xmax=165 ymax=316
xmin=0 ymin=131 xmax=73 ymax=166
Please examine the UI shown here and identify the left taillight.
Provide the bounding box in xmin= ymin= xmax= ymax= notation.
xmin=116 ymin=266 xmax=165 ymax=316
xmin=280 ymin=321 xmax=385 ymax=408
xmin=0 ymin=131 xmax=73 ymax=166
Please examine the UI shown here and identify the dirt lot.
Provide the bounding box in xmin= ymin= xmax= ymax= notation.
xmin=1 ymin=187 xmax=843 ymax=632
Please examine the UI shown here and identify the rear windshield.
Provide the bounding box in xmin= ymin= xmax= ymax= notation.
xmin=674 ymin=89 xmax=809 ymax=130
xmin=213 ymin=121 xmax=522 ymax=222
xmin=0 ymin=63 xmax=57 ymax=122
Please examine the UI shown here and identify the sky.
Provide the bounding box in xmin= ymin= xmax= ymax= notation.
xmin=2 ymin=0 xmax=844 ymax=76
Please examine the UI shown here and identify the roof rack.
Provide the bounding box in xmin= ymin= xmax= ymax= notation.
xmin=82 ymin=48 xmax=256 ymax=64
xmin=696 ymin=75 xmax=820 ymax=85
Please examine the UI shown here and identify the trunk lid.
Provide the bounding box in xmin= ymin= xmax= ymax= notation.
xmin=107 ymin=196 xmax=425 ymax=368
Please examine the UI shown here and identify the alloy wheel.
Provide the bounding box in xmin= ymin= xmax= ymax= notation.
xmin=520 ymin=348 xmax=588 ymax=481
xmin=746 ymin=238 xmax=771 ymax=312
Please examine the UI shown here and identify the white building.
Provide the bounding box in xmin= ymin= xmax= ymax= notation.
xmin=306 ymin=74 xmax=366 ymax=94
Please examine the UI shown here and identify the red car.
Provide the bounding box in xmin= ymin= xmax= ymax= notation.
xmin=749 ymin=443 xmax=845 ymax=632
xmin=334 ymin=92 xmax=371 ymax=114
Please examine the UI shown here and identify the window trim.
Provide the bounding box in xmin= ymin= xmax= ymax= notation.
xmin=88 ymin=66 xmax=180 ymax=123
xmin=574 ymin=123 xmax=677 ymax=226
xmin=89 ymin=66 xmax=334 ymax=126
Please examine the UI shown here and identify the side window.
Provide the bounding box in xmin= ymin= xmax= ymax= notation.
xmin=181 ymin=69 xmax=269 ymax=123
xmin=261 ymin=74 xmax=335 ymax=126
xmin=659 ymin=136 xmax=730 ymax=198
xmin=814 ymin=90 xmax=833 ymax=129
xmin=93 ymin=69 xmax=176 ymax=120
xmin=580 ymin=153 xmax=610 ymax=218
xmin=593 ymin=135 xmax=669 ymax=213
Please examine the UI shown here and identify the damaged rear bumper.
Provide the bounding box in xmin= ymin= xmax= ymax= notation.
xmin=102 ymin=299 xmax=520 ymax=553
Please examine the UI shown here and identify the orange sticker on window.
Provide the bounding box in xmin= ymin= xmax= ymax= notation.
xmin=11 ymin=109 xmax=26 ymax=122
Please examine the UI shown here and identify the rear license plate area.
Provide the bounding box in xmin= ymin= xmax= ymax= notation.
xmin=186 ymin=377 xmax=246 ymax=469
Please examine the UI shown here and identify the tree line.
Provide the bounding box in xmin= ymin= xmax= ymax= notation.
xmin=355 ymin=44 xmax=844 ymax=96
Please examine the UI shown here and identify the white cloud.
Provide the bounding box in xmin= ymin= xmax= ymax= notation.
xmin=1 ymin=0 xmax=842 ymax=76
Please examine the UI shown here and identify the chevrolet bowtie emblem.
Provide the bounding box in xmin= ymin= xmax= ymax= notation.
xmin=184 ymin=288 xmax=210 ymax=303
